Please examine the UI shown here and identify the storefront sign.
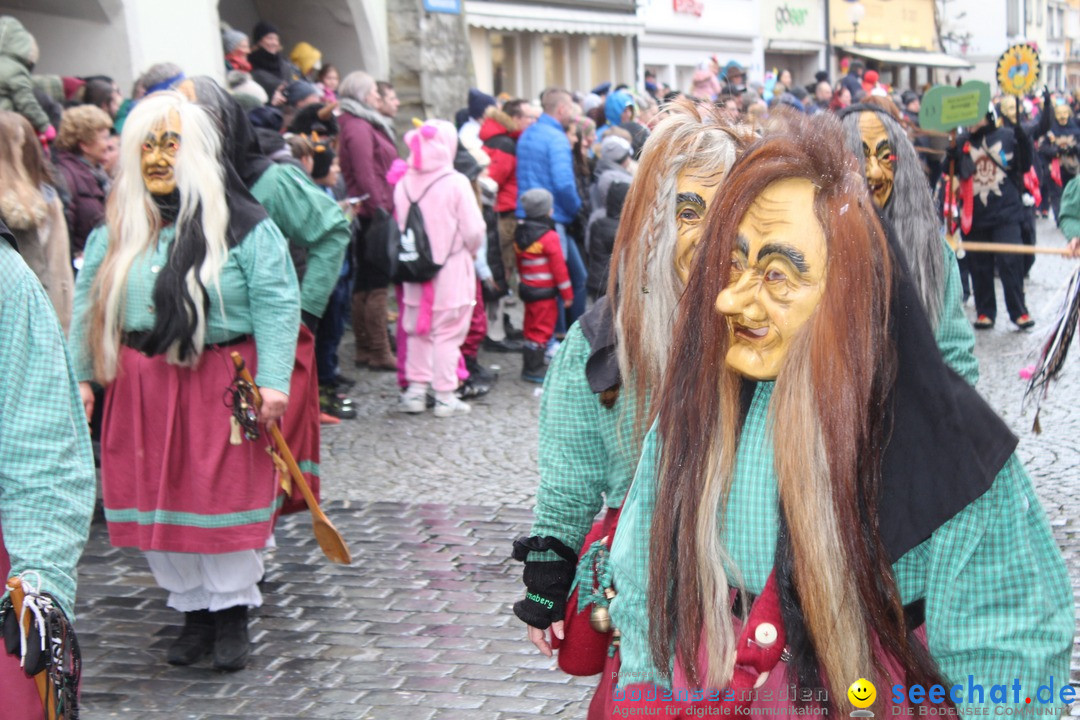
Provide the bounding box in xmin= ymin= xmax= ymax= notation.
xmin=423 ymin=0 xmax=461 ymax=14
xmin=674 ymin=0 xmax=704 ymax=17
xmin=919 ymin=81 xmax=991 ymax=132
xmin=761 ymin=0 xmax=821 ymax=42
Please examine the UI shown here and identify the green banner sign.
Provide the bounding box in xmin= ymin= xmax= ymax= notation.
xmin=919 ymin=81 xmax=991 ymax=133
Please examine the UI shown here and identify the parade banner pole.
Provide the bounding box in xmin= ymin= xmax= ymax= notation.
xmin=229 ymin=353 xmax=353 ymax=565
xmin=6 ymin=578 xmax=55 ymax=720
xmin=945 ymin=240 xmax=1076 ymax=256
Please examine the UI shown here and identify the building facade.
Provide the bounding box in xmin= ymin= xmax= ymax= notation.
xmin=637 ymin=0 xmax=761 ymax=97
xmin=761 ymin=0 xmax=827 ymax=87
xmin=828 ymin=0 xmax=971 ymax=89
xmin=465 ymin=0 xmax=641 ymax=99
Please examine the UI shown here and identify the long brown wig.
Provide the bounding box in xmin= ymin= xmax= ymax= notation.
xmin=606 ymin=97 xmax=752 ymax=438
xmin=648 ymin=111 xmax=946 ymax=712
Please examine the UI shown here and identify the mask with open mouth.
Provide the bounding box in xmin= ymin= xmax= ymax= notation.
xmin=715 ymin=177 xmax=827 ymax=380
xmin=857 ymin=112 xmax=894 ymax=209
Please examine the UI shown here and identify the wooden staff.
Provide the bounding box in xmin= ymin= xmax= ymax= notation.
xmin=229 ymin=353 xmax=352 ymax=565
xmin=948 ymin=237 xmax=1077 ymax=257
xmin=6 ymin=578 xmax=55 ymax=720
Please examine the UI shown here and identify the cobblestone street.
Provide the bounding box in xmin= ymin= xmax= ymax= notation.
xmin=73 ymin=220 xmax=1079 ymax=719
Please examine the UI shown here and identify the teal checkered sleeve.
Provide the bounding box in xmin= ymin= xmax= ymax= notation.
xmin=936 ymin=238 xmax=980 ymax=386
xmin=0 ymin=243 xmax=96 ymax=618
xmin=529 ymin=321 xmax=639 ymax=562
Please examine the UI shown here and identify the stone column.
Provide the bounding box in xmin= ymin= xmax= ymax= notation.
xmin=386 ymin=0 xmax=475 ymax=139
xmin=470 ymin=26 xmax=494 ymax=94
xmin=570 ymin=35 xmax=592 ymax=93
xmin=520 ymin=32 xmax=547 ymax=101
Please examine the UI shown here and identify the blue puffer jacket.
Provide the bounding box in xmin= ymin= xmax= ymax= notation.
xmin=516 ymin=113 xmax=582 ymax=224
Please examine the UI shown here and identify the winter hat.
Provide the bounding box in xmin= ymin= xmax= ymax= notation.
xmin=521 ymin=188 xmax=553 ymax=219
xmin=599 ymin=135 xmax=632 ymax=164
xmin=289 ymin=103 xmax=339 ymax=135
xmin=232 ymin=92 xmax=264 ymax=113
xmin=901 ymin=90 xmax=919 ymax=106
xmin=252 ymin=20 xmax=279 ymax=46
xmin=311 ymin=142 xmax=336 ymax=180
xmin=222 ymin=27 xmax=247 ymax=54
xmin=226 ymin=71 xmax=269 ymax=104
xmin=583 ymin=93 xmax=604 ymax=114
xmin=285 ymin=81 xmax=318 ymax=106
xmin=467 ymin=88 xmax=496 ymax=120
xmin=591 ymin=81 xmax=613 ymax=97
xmin=248 ymin=105 xmax=284 ymax=131
xmin=289 ymin=42 xmax=322 ymax=76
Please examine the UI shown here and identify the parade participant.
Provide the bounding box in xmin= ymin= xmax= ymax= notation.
xmin=182 ymin=75 xmax=352 ymax=491
xmin=954 ymin=110 xmax=1035 ymax=329
xmin=68 ymin=91 xmax=300 ymax=671
xmin=604 ymin=114 xmax=1071 ymax=716
xmin=1035 ymin=88 xmax=1080 ymax=223
xmin=0 ymin=217 xmax=95 ymax=720
xmin=512 ymin=99 xmax=750 ymax=659
xmin=839 ymin=101 xmax=978 ymax=382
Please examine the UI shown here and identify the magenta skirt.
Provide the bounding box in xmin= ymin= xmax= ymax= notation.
xmin=277 ymin=325 xmax=321 ymax=518
xmin=100 ymin=338 xmax=278 ymax=554
xmin=0 ymin=523 xmax=48 ymax=720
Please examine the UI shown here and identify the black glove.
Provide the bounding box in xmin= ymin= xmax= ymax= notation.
xmin=513 ymin=560 xmax=575 ymax=629
xmin=511 ymin=535 xmax=579 ymax=629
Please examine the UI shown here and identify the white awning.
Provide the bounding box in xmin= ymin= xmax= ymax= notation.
xmin=767 ymin=39 xmax=826 ymax=53
xmin=839 ymin=46 xmax=974 ymax=69
xmin=464 ymin=1 xmax=644 ymax=36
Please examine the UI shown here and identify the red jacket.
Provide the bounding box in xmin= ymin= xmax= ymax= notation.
xmin=515 ymin=219 xmax=572 ymax=303
xmin=478 ymin=109 xmax=520 ymax=213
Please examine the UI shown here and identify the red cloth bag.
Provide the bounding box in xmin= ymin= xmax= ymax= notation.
xmin=552 ymin=506 xmax=621 ymax=676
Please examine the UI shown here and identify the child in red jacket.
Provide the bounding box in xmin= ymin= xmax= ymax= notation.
xmin=516 ymin=188 xmax=573 ymax=382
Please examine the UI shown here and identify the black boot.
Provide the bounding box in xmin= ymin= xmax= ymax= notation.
xmin=212 ymin=605 xmax=250 ymax=672
xmin=504 ymin=313 xmax=525 ymax=341
xmin=521 ymin=342 xmax=547 ymax=383
xmin=465 ymin=355 xmax=498 ymax=383
xmin=166 ymin=610 xmax=214 ymax=666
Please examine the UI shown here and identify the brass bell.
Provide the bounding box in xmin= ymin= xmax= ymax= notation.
xmin=590 ymin=605 xmax=612 ymax=633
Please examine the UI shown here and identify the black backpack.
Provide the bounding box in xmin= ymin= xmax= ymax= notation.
xmin=364 ymin=173 xmax=454 ymax=284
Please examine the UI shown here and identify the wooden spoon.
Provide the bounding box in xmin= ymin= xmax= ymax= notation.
xmin=230 ymin=352 xmax=352 ymax=565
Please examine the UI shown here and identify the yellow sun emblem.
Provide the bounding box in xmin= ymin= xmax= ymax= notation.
xmin=997 ymin=43 xmax=1041 ymax=97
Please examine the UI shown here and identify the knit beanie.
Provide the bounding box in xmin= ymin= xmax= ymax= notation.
xmin=599 ymin=135 xmax=631 ymax=164
xmin=285 ymin=81 xmax=318 ymax=106
xmin=222 ymin=28 xmax=247 ymax=54
xmin=521 ymin=188 xmax=553 ymax=219
xmin=252 ymin=20 xmax=279 ymax=46
xmin=467 ymin=88 xmax=496 ymax=120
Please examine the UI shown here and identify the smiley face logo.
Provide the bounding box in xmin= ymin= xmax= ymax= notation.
xmin=848 ymin=678 xmax=877 ymax=709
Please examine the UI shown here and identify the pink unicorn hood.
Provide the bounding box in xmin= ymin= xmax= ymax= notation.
xmin=404 ymin=119 xmax=458 ymax=174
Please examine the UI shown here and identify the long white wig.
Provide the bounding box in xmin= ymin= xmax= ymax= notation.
xmin=88 ymin=91 xmax=229 ymax=382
